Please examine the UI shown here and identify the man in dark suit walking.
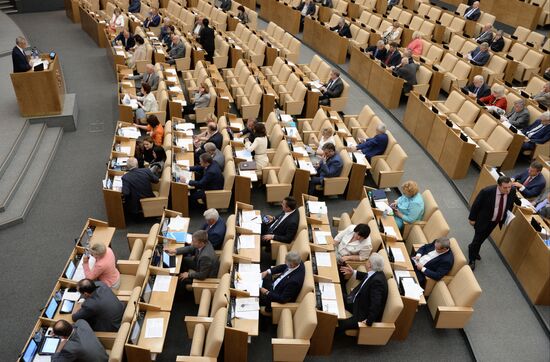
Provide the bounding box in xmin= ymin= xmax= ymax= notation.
xmin=12 ymin=36 xmax=31 ymax=73
xmin=72 ymin=279 xmax=124 ymax=332
xmin=512 ymin=161 xmax=546 ymax=199
xmin=166 ymin=230 xmax=219 ymax=286
xmin=468 ymin=176 xmax=520 ymax=270
xmin=260 ymin=251 xmax=305 ymax=312
xmin=319 ymin=69 xmax=344 ymax=106
xmin=121 ymin=157 xmax=159 ymax=217
xmin=261 ymin=196 xmax=300 ymax=244
xmin=412 ymin=238 xmax=454 ymax=287
xmin=338 ymin=253 xmax=388 ymax=331
xmin=52 ymin=319 xmax=108 ymax=361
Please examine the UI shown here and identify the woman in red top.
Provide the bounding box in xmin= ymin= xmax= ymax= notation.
xmin=407 ymin=31 xmax=424 ymax=56
xmin=479 ymin=85 xmax=507 ymax=112
xmin=135 ymin=114 xmax=164 ymax=145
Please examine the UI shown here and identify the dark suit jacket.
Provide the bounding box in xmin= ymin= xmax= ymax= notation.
xmin=348 ymin=271 xmax=388 ymax=326
xmin=476 ymin=30 xmax=493 ymax=44
xmin=414 ymin=242 xmax=454 ymax=287
xmin=114 ymin=33 xmax=136 ymax=51
xmin=366 ymin=46 xmax=387 ymax=61
xmin=317 ymin=153 xmax=343 ymax=180
xmin=384 ymin=50 xmax=402 ymax=67
xmin=52 ymin=320 xmax=108 ymax=362
xmin=12 ymin=46 xmax=31 ymax=73
xmin=523 ymin=120 xmax=550 ymax=144
xmin=462 ymin=82 xmax=491 ymax=99
xmin=176 ymin=242 xmax=219 ymax=280
xmin=356 ymin=133 xmax=389 ymax=161
xmin=395 ymin=63 xmax=418 ymax=93
xmin=297 ymin=1 xmax=316 ymax=15
xmin=490 ymin=37 xmax=504 ymax=52
xmin=469 ymin=48 xmax=490 ymax=66
xmin=202 ymin=131 xmax=223 ymax=151
xmin=202 ymin=217 xmax=226 ymax=250
xmin=266 ymin=209 xmax=299 ymax=243
xmin=220 ymin=0 xmax=232 ymax=11
xmin=128 ymin=0 xmax=140 ymax=12
xmin=144 ymin=14 xmax=161 ymax=28
xmin=189 ymin=162 xmax=224 ymax=191
xmin=513 ymin=171 xmax=546 ymax=199
xmin=469 ymin=185 xmax=521 ymax=230
xmin=199 ymin=26 xmax=216 ymax=56
xmin=122 ymin=168 xmax=159 ymax=214
xmin=323 ymin=77 xmax=344 ymax=99
xmin=464 ymin=6 xmax=481 ymax=21
xmin=266 ymin=262 xmax=305 ymax=303
xmin=72 ymin=282 xmax=124 ymax=332
xmin=330 ymin=24 xmax=352 ymax=38
xmin=505 ymin=108 xmax=529 ymax=129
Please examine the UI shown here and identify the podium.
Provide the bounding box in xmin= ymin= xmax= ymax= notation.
xmin=10 ymin=55 xmax=65 ymax=117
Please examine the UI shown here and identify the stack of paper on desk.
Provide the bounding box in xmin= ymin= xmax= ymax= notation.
xmin=175 ymin=123 xmax=195 ymax=131
xmin=314 ymin=231 xmax=331 ymax=245
xmin=176 ymin=159 xmax=190 ymax=167
xmin=308 ymin=201 xmax=327 ymax=214
xmin=62 ymin=290 xmax=81 ymax=302
xmin=237 ymin=235 xmax=256 ymax=249
xmin=390 ymin=247 xmax=405 ymax=262
xmin=153 ymin=275 xmax=172 ymax=292
xmin=235 ymin=272 xmax=262 ymax=297
xmin=280 ymin=114 xmax=293 ymax=123
xmin=240 ymin=222 xmax=261 ymax=234
xmin=242 ymin=210 xmax=260 ymax=223
xmin=401 ymin=277 xmax=424 ymax=300
xmin=165 ymin=68 xmax=177 ymax=75
xmin=145 ymin=318 xmax=164 ymax=338
xmin=119 ymin=126 xmax=141 ymax=139
xmin=384 ymin=226 xmax=397 ymax=238
xmin=112 ymin=176 xmax=123 ymax=191
xmin=168 ymin=216 xmax=186 ymax=231
xmin=298 ymin=160 xmax=317 ymax=175
xmin=235 ymin=150 xmax=253 ymax=161
xmin=315 ymin=252 xmax=332 ymax=267
xmin=375 ymin=201 xmax=394 ymax=216
xmin=169 ymin=86 xmax=182 ymax=93
xmin=175 ymin=138 xmax=193 ymax=148
xmin=239 ymin=263 xmax=260 ymax=273
xmin=235 ymin=297 xmax=259 ymax=320
xmin=118 ymin=146 xmax=131 ymax=155
xmin=292 ymin=146 xmax=308 ymax=157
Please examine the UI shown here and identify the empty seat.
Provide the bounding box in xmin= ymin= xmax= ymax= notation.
xmin=472 ymin=126 xmax=513 ymax=167
xmin=371 ymin=144 xmax=407 ymax=189
xmin=177 ymin=307 xmax=227 ymax=360
xmin=405 ymin=210 xmax=450 ymax=251
xmin=265 ymin=155 xmax=296 ymax=203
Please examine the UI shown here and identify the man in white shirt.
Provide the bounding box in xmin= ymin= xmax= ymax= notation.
xmin=411 ymin=238 xmax=454 ymax=287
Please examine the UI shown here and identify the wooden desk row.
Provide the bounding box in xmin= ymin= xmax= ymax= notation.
xmin=259 ymin=0 xmax=302 ymax=35
xmin=79 ymin=5 xmax=108 ymax=48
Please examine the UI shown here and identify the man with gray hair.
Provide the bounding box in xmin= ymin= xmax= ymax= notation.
xmin=259 ymin=251 xmax=305 ymax=312
xmin=365 ymin=40 xmax=387 ymax=61
xmin=166 ymin=34 xmax=185 ymax=65
xmin=346 ymin=123 xmax=389 ymax=161
xmin=412 ymin=237 xmax=454 ymax=287
xmin=532 ymin=81 xmax=550 ymax=109
xmin=468 ymin=42 xmax=490 ymax=66
xmin=12 ymin=36 xmax=31 ymax=73
xmin=319 ymin=69 xmax=344 ymax=106
xmin=203 ymin=142 xmax=225 ymax=169
xmin=126 ymin=64 xmax=160 ymax=93
xmin=501 ymin=99 xmax=529 ymax=129
xmin=121 ymin=157 xmax=159 ymax=217
xmin=339 ymin=252 xmax=388 ymax=331
xmin=201 ymin=208 xmax=226 ymax=249
xmin=461 ymin=74 xmax=491 ymax=100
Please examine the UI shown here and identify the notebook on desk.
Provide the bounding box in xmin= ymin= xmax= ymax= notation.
xmin=239 ymin=161 xmax=256 ymax=170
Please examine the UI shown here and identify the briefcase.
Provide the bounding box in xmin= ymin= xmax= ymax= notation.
xmin=239 ymin=161 xmax=257 ymax=170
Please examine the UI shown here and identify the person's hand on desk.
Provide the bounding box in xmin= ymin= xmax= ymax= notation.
xmin=262 ymin=234 xmax=274 ymax=241
xmin=346 ymin=145 xmax=357 ymax=152
xmin=179 ymin=176 xmax=187 ymax=184
xmin=178 ymin=272 xmax=189 ymax=281
xmin=260 ymin=288 xmax=269 ymax=295
xmin=165 ymin=248 xmax=177 ymax=256
xmin=340 ymin=255 xmax=354 ymax=262
xmin=415 ymin=262 xmax=424 ymax=271
xmin=339 ymin=264 xmax=354 ymax=279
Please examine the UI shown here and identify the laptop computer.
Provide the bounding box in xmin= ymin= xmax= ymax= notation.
xmin=162 ymin=251 xmax=176 ymax=268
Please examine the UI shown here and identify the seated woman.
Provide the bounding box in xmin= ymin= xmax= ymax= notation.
xmin=109 ymin=8 xmax=125 ymax=34
xmin=479 ymin=85 xmax=507 ymax=114
xmin=407 ymin=31 xmax=423 ymax=56
xmin=237 ymin=5 xmax=249 ymax=24
xmin=183 ymin=82 xmax=211 ymax=115
xmin=127 ymin=34 xmax=147 ymax=69
xmin=131 ymin=83 xmax=158 ymax=124
xmin=149 ymin=145 xmax=167 ymax=177
xmin=134 ymin=114 xmax=164 ymax=145
xmin=391 ymin=180 xmax=425 ymax=230
xmin=136 ymin=135 xmax=155 ymax=168
xmin=245 ymin=123 xmax=269 ymax=177
xmin=334 ymin=223 xmax=372 ymax=264
xmin=83 ymin=243 xmax=121 ymax=289
xmin=313 ymin=127 xmax=336 ymax=156
xmin=382 ymin=21 xmax=402 ymax=44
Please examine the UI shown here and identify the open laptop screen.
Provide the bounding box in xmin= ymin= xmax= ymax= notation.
xmin=21 ymin=339 xmax=38 ymax=362
xmin=44 ymin=298 xmax=58 ymax=319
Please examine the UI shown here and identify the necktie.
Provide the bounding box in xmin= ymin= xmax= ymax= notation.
xmin=348 ymin=273 xmax=371 ymax=304
xmin=385 ymin=52 xmax=393 ymax=65
xmin=466 ymin=8 xmax=475 ymax=18
xmin=326 ymin=79 xmax=333 ymax=90
xmin=496 ymin=193 xmax=505 ymax=223
xmin=474 ymin=87 xmax=479 ymax=95
xmin=524 ymin=176 xmax=532 ymax=186
xmin=269 ymin=213 xmax=284 ymax=233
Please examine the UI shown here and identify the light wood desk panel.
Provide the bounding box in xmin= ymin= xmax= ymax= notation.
xmin=302 ymin=17 xmax=349 ymax=65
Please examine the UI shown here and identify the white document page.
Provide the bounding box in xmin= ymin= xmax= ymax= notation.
xmin=390 ymin=248 xmax=405 ymax=262
xmin=315 ymin=252 xmax=332 ymax=267
xmin=238 ymin=235 xmax=256 ymax=249
xmin=319 ymin=282 xmax=336 ymax=299
xmin=153 ymin=275 xmax=172 ymax=292
xmin=144 ymin=318 xmax=164 ymax=338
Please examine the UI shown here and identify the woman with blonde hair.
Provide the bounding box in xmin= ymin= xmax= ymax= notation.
xmin=390 ymin=180 xmax=425 ymax=230
xmin=314 ymin=127 xmax=336 ymax=155
xmin=83 ymin=243 xmax=121 ymax=289
xmin=407 ymin=31 xmax=423 ymax=56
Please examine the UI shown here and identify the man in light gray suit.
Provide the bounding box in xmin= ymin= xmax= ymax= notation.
xmin=166 ymin=230 xmax=219 ymax=286
xmin=72 ymin=279 xmax=124 ymax=332
xmin=166 ymin=34 xmax=185 ymax=65
xmin=52 ymin=319 xmax=108 ymax=362
xmin=502 ymin=99 xmax=530 ymax=129
xmin=127 ymin=63 xmax=159 ymax=93
xmin=475 ymin=24 xmax=494 ymax=44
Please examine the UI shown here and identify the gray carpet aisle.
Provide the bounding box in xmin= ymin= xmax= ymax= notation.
xmin=0 ymin=8 xmax=546 ymax=361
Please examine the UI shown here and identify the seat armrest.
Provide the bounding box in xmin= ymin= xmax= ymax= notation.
xmin=117 ymin=260 xmax=139 ymax=274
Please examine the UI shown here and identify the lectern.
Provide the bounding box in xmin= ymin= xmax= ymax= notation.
xmin=10 ymin=54 xmax=65 ymax=117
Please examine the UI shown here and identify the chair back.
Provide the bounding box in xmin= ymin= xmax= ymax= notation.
xmin=293 ymin=292 xmax=318 ymax=339
xmin=448 ymin=265 xmax=482 ymax=307
xmin=203 ymin=307 xmax=227 ymax=357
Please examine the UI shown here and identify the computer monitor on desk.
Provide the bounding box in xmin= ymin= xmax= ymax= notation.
xmin=20 ymin=339 xmax=38 ymax=362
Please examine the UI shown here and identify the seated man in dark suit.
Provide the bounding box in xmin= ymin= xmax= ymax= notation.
xmin=180 ymin=153 xmax=224 ymax=206
xmin=393 ymin=57 xmax=419 ymax=94
xmin=347 ymin=123 xmax=389 ymax=161
xmin=126 ymin=63 xmax=160 ymax=93
xmin=532 ymin=192 xmax=550 ymax=219
xmin=412 ymin=238 xmax=454 ymax=287
xmin=194 ymin=121 xmax=223 ymax=162
xmin=463 ymin=1 xmax=481 ymax=21
xmin=461 ymin=75 xmax=491 ymax=100
xmin=238 ymin=118 xmax=258 ymax=142
xmin=309 ymin=143 xmax=343 ymax=195
xmin=512 ymin=161 xmax=546 ymax=199
xmin=12 ymin=36 xmax=31 ymax=73
xmin=297 ymin=0 xmax=316 ymax=23
xmin=260 ymin=251 xmax=305 ymax=313
xmin=365 ymin=40 xmax=387 ymax=61
xmin=166 ymin=230 xmax=219 ymax=287
xmin=143 ymin=7 xmax=161 ymax=28
xmin=113 ymin=29 xmax=136 ymax=52
xmin=521 ymin=111 xmax=550 ymax=152
xmin=202 ymin=208 xmax=226 ymax=250
xmin=475 ymin=23 xmax=493 ymax=44
xmin=261 ymin=196 xmax=300 ymax=244
xmin=383 ymin=42 xmax=402 ymax=67
xmin=128 ymin=0 xmax=141 ymax=13
xmin=319 ymin=69 xmax=344 ymax=106
xmin=52 ymin=320 xmax=108 ymax=361
xmin=72 ymin=279 xmax=124 ymax=332
xmin=121 ymin=157 xmax=159 ymax=218
xmin=468 ymin=42 xmax=490 ymax=66
xmin=330 ymin=17 xmax=352 ymax=38
xmin=338 ymin=253 xmax=388 ymax=331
